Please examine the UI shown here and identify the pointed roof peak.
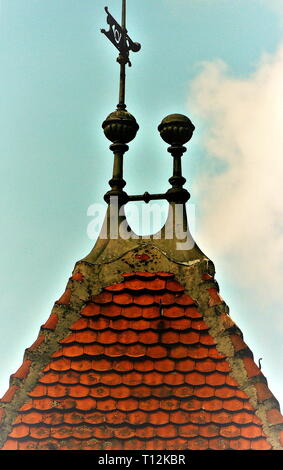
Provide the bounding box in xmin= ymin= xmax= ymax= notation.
xmin=1 ymin=256 xmax=282 ymax=450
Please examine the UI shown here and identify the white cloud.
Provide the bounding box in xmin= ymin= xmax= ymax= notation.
xmin=189 ymin=45 xmax=283 ymax=308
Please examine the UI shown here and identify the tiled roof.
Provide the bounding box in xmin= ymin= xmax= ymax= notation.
xmin=1 ymin=266 xmax=282 ymax=451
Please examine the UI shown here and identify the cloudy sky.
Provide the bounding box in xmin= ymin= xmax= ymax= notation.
xmin=1 ymin=0 xmax=283 ymax=409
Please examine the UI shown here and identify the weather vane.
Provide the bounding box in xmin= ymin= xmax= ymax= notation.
xmin=101 ymin=1 xmax=195 ymax=211
xmin=101 ymin=0 xmax=141 ymax=110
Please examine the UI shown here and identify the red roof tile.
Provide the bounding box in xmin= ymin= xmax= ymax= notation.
xmin=166 ymin=280 xmax=184 ymax=292
xmin=207 ymin=288 xmax=223 ymax=306
xmin=28 ymin=335 xmax=45 ymax=351
xmin=0 ymin=409 xmax=5 ymax=424
xmin=9 ymin=424 xmax=29 ymax=439
xmin=2 ymin=440 xmax=19 ymax=450
xmin=242 ymin=357 xmax=262 ymax=379
xmin=1 ymin=385 xmax=19 ymax=403
xmin=42 ymin=313 xmax=59 ymax=331
xmin=1 ymin=272 xmax=280 ymax=450
xmin=266 ymin=408 xmax=283 ymax=426
xmin=11 ymin=360 xmax=32 ymax=380
xmin=94 ymin=291 xmax=112 ymax=304
xmin=254 ymin=382 xmax=274 ymax=402
xmin=56 ymin=288 xmax=72 ymax=305
xmin=105 ymin=282 xmax=125 ymax=292
xmin=230 ymin=334 xmax=248 ymax=353
xmin=251 ymin=439 xmax=272 ymax=450
xmin=81 ymin=303 xmax=100 ymax=316
xmin=71 ymin=272 xmax=84 ymax=282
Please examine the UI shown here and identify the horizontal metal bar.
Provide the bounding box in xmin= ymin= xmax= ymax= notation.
xmin=128 ymin=192 xmax=168 ymax=204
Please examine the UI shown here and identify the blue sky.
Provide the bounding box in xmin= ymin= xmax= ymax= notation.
xmin=1 ymin=0 xmax=283 ymax=409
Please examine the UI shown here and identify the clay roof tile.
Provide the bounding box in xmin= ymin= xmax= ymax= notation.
xmin=1 ymin=271 xmax=281 ymax=451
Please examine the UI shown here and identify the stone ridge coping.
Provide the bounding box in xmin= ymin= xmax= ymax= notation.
xmin=0 ymin=243 xmax=282 ymax=449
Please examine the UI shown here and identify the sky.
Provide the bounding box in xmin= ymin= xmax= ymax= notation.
xmin=0 ymin=0 xmax=283 ymax=409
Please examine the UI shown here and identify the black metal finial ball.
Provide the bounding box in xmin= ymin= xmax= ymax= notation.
xmin=158 ymin=114 xmax=195 ymax=146
xmin=102 ymin=110 xmax=139 ymax=144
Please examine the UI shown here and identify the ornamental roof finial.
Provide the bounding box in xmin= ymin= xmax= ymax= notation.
xmin=101 ymin=0 xmax=141 ymax=111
